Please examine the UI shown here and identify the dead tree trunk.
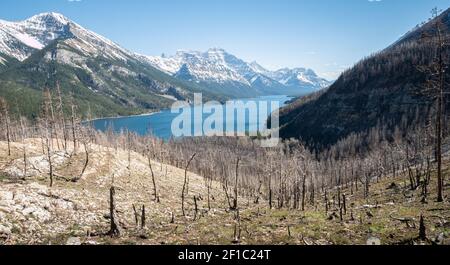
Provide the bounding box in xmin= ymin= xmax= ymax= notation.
xmin=268 ymin=175 xmax=273 ymax=209
xmin=301 ymin=173 xmax=306 ymax=211
xmin=207 ymin=178 xmax=212 ymax=210
xmin=254 ymin=179 xmax=262 ymax=205
xmin=148 ymin=155 xmax=159 ymax=202
xmin=232 ymin=157 xmax=240 ymax=210
xmin=109 ymin=186 xmax=120 ymax=237
xmin=435 ymin=20 xmax=444 ymax=203
xmin=309 ymin=177 xmax=315 ymax=206
xmin=79 ymin=141 xmax=89 ymax=179
xmin=0 ymin=98 xmax=11 ymax=156
xmin=364 ymin=173 xmax=370 ymax=199
xmin=47 ymin=88 xmax=58 ymax=150
xmin=421 ymin=9 xmax=446 ymax=202
xmin=232 ymin=209 xmax=241 ymax=244
xmin=222 ymin=180 xmax=233 ymax=210
xmin=46 ymin=137 xmax=54 ymax=187
xmin=181 ymin=153 xmax=196 ymax=216
xmin=55 ymin=81 xmax=68 ymax=151
xmin=20 ymin=117 xmax=27 ymax=177
xmin=42 ymin=90 xmax=54 ymax=187
xmin=419 ymin=214 xmax=426 ymax=240
xmin=70 ymin=94 xmax=77 ymax=153
xmin=342 ymin=194 xmax=347 ymax=215
xmin=132 ymin=204 xmax=139 ymax=226
xmin=141 ymin=205 xmax=146 ymax=229
xmin=193 ymin=196 xmax=198 ymax=221
xmin=170 ymin=212 xmax=175 ymax=224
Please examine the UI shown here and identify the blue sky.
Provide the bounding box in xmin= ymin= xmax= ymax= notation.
xmin=1 ymin=0 xmax=449 ymax=79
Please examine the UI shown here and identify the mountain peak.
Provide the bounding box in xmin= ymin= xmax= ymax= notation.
xmin=25 ymin=12 xmax=71 ymax=25
xmin=145 ymin=48 xmax=330 ymax=95
xmin=0 ymin=12 xmax=73 ymax=60
xmin=0 ymin=11 xmax=132 ymax=62
xmin=249 ymin=61 xmax=269 ymax=74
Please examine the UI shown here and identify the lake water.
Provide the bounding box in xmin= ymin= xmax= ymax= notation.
xmin=92 ymin=95 xmax=292 ymax=140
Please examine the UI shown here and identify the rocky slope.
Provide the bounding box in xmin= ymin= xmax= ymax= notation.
xmin=0 ymin=139 xmax=448 ymax=245
xmin=0 ymin=138 xmax=230 ymax=244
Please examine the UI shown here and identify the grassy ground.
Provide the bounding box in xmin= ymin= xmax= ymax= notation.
xmin=0 ymin=139 xmax=448 ymax=245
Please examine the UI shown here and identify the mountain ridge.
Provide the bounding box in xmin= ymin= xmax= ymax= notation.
xmin=144 ymin=48 xmax=330 ymax=97
xmin=0 ymin=12 xmax=331 ymax=118
xmin=279 ymin=8 xmax=450 ymax=149
xmin=0 ymin=12 xmax=225 ymax=118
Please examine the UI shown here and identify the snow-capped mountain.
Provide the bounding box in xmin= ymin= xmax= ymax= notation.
xmin=144 ymin=48 xmax=330 ymax=96
xmin=143 ymin=48 xmax=251 ymax=85
xmin=0 ymin=12 xmax=219 ymax=118
xmin=0 ymin=12 xmax=330 ymax=118
xmin=267 ymin=68 xmax=330 ymax=90
xmin=248 ymin=62 xmax=330 ymax=92
xmin=0 ymin=13 xmax=68 ymax=61
xmin=0 ymin=12 xmax=135 ymax=64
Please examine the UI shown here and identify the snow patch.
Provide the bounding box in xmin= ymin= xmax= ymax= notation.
xmin=13 ymin=32 xmax=44 ymax=49
xmin=157 ymin=94 xmax=178 ymax=101
xmin=0 ymin=12 xmax=133 ymax=63
xmin=297 ymin=73 xmax=314 ymax=85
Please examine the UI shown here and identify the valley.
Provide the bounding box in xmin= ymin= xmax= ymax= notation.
xmin=0 ymin=3 xmax=449 ymax=247
xmin=0 ymin=13 xmax=327 ymax=119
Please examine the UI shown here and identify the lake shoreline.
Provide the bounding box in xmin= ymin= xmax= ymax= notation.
xmin=86 ymin=94 xmax=299 ymax=123
xmin=85 ymin=110 xmax=162 ymax=123
xmin=91 ymin=95 xmax=294 ymax=139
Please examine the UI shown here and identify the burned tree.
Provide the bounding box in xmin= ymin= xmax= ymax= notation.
xmin=55 ymin=81 xmax=68 ymax=151
xmin=0 ymin=97 xmax=11 ymax=156
xmin=181 ymin=153 xmax=196 ymax=216
xmin=69 ymin=91 xmax=78 ymax=153
xmin=141 ymin=205 xmax=146 ymax=229
xmin=109 ymin=185 xmax=120 ymax=237
xmin=232 ymin=157 xmax=241 ymax=210
xmin=419 ymin=214 xmax=427 ymax=240
xmin=40 ymin=88 xmax=55 ymax=187
xmin=418 ymin=8 xmax=449 ymax=202
xmin=19 ymin=116 xmax=28 ymax=177
xmin=147 ymin=153 xmax=159 ymax=202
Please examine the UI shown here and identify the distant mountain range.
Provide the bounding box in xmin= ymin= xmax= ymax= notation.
xmin=144 ymin=49 xmax=330 ymax=97
xmin=0 ymin=12 xmax=228 ymax=118
xmin=279 ymin=8 xmax=450 ymax=149
xmin=0 ymin=12 xmax=329 ymax=118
